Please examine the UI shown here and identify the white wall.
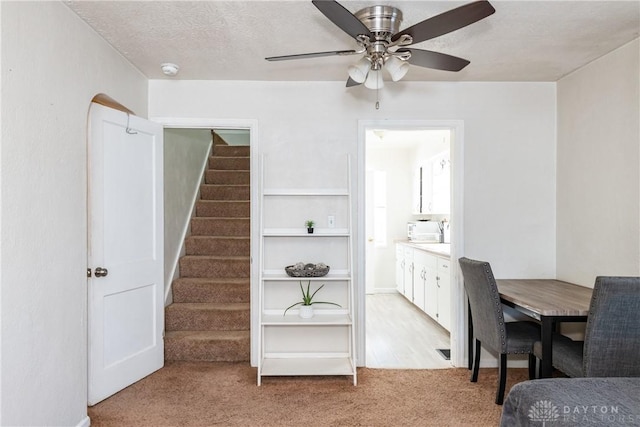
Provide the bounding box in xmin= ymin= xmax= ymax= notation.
xmin=150 ymin=80 xmax=556 ymax=277
xmin=149 ymin=79 xmax=557 ymax=365
xmin=0 ymin=2 xmax=148 ymax=425
xmin=556 ymin=39 xmax=640 ymax=286
xmin=163 ymin=129 xmax=212 ymax=302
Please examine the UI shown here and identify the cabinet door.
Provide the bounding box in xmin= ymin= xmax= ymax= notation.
xmin=415 ymin=252 xmax=438 ymax=320
xmin=437 ymin=258 xmax=451 ymax=331
xmin=414 ymin=267 xmax=426 ymax=311
xmin=395 ymin=245 xmax=404 ymax=294
xmin=423 ymin=263 xmax=438 ymax=319
xmin=403 ymin=247 xmax=414 ymax=302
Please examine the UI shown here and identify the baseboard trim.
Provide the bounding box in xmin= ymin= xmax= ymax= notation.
xmin=77 ymin=415 xmax=91 ymax=427
xmin=371 ymin=288 xmax=398 ymax=294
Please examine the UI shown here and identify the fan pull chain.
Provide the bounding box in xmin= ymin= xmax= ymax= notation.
xmin=375 ymin=73 xmax=380 ymax=110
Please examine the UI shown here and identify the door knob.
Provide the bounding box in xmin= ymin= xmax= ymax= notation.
xmin=94 ymin=267 xmax=109 ymax=277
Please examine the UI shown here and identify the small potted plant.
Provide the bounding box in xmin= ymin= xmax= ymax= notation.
xmin=284 ymin=280 xmax=341 ymax=318
xmin=305 ymin=219 xmax=315 ymax=234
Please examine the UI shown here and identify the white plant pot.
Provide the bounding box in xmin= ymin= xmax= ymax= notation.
xmin=299 ymin=305 xmax=314 ymax=319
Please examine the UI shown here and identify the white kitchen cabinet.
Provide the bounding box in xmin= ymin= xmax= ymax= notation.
xmin=403 ymin=246 xmax=414 ymax=302
xmin=414 ymin=249 xmax=437 ymax=316
xmin=258 ymin=156 xmax=356 ymax=385
xmin=395 ymin=243 xmax=450 ymax=331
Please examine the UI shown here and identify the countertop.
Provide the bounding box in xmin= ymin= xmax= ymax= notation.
xmin=397 ymin=240 xmax=451 ymax=258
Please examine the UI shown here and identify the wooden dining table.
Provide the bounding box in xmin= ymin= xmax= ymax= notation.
xmin=495 ymin=279 xmax=593 ymax=378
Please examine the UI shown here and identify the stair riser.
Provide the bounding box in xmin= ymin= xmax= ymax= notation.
xmin=205 ymin=170 xmax=250 ymax=185
xmin=209 ymin=157 xmax=250 ymax=170
xmin=180 ymin=258 xmax=250 ymax=278
xmin=165 ymin=334 xmax=250 ymax=362
xmin=200 ymin=185 xmax=250 ymax=201
xmin=185 ymin=238 xmax=250 ymax=256
xmin=196 ymin=201 xmax=249 ymax=218
xmin=166 ymin=307 xmax=250 ymax=331
xmin=213 ymin=145 xmax=250 ymax=157
xmin=191 ymin=219 xmax=250 ymax=236
xmin=172 ymin=281 xmax=250 ymax=303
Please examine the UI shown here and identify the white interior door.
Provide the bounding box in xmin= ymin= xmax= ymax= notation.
xmin=87 ymin=103 xmax=164 ymax=405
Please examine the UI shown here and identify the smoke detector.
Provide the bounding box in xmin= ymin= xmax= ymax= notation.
xmin=160 ymin=63 xmax=179 ymax=76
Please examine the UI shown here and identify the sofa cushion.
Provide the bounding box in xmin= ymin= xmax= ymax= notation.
xmin=500 ymin=377 xmax=640 ymax=426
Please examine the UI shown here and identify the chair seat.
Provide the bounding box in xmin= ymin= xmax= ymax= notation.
xmin=533 ymin=334 xmax=584 ymax=378
xmin=505 ymin=321 xmax=540 ymax=354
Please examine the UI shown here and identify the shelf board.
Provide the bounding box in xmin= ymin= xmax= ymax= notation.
xmin=262 ymin=313 xmax=352 ymax=325
xmin=260 ymin=356 xmax=355 ymax=377
xmin=263 ymin=189 xmax=348 ymax=196
xmin=263 ymin=228 xmax=349 ymax=236
xmin=262 ymin=271 xmax=350 ymax=281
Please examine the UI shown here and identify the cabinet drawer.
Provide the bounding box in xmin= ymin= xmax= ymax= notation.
xmin=414 ymin=250 xmax=437 ymax=268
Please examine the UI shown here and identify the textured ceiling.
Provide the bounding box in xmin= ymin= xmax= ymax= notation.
xmin=65 ymin=1 xmax=639 ymax=82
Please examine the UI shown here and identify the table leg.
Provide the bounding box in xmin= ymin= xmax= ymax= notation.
xmin=540 ymin=316 xmax=554 ymax=378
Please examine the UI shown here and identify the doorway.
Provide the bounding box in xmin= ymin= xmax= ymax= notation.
xmin=357 ymin=120 xmax=465 ymax=369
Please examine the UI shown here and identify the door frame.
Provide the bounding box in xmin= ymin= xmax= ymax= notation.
xmin=356 ymin=119 xmax=466 ymax=368
xmin=149 ymin=116 xmax=260 ymax=367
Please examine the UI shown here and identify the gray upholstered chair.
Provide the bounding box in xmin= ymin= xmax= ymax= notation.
xmin=533 ymin=276 xmax=640 ymax=378
xmin=458 ymin=257 xmax=540 ymax=405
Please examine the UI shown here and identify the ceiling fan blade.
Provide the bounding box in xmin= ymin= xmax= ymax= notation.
xmin=346 ymin=77 xmax=361 ymax=87
xmin=266 ymin=49 xmax=359 ymax=61
xmin=398 ymin=48 xmax=470 ymax=72
xmin=312 ymin=0 xmax=371 ymax=40
xmin=392 ymin=0 xmax=495 ymax=45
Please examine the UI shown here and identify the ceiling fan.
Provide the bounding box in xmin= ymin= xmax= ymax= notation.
xmin=266 ymin=0 xmax=495 ymax=89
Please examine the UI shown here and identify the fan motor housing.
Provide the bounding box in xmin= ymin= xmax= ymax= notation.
xmin=355 ymin=5 xmax=403 ymax=38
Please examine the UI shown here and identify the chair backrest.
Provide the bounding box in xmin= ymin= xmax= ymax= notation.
xmin=583 ymin=276 xmax=640 ymax=377
xmin=458 ymin=257 xmax=507 ymax=353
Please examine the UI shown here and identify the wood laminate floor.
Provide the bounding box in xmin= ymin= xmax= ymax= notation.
xmin=366 ymin=293 xmax=452 ymax=369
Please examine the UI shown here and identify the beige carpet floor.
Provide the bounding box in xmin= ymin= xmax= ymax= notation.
xmin=88 ymin=362 xmax=529 ymax=426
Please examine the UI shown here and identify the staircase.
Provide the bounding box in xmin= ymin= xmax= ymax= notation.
xmin=164 ymin=143 xmax=250 ymax=362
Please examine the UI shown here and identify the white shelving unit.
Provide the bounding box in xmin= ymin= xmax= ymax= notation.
xmin=258 ymin=156 xmax=356 ymax=385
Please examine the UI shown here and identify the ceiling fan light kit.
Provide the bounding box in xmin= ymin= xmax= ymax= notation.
xmin=364 ymin=69 xmax=384 ymax=90
xmin=265 ymin=0 xmax=496 ymax=91
xmin=347 ymin=57 xmax=371 ymax=83
xmin=385 ymin=55 xmax=410 ymax=82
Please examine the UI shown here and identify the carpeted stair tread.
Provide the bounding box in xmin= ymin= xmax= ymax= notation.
xmin=200 ymin=184 xmax=250 ymax=201
xmin=179 ymin=255 xmax=250 ymax=278
xmin=213 ymin=145 xmax=250 ymax=157
xmin=164 ymin=330 xmax=250 ymax=362
xmin=190 ymin=217 xmax=249 ymax=236
xmin=172 ymin=278 xmax=249 ymax=303
xmin=209 ymin=157 xmax=250 ymax=170
xmin=195 ymin=200 xmax=249 ymax=218
xmin=205 ymin=170 xmax=249 ymax=184
xmin=165 ymin=302 xmax=250 ymax=331
xmin=185 ymin=236 xmax=249 ymax=256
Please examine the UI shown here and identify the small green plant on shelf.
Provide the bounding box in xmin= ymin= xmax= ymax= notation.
xmin=283 ymin=280 xmax=341 ymax=316
xmin=305 ymin=220 xmax=315 ymax=234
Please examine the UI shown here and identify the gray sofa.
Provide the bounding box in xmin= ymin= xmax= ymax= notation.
xmin=500 ymin=377 xmax=640 ymax=426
